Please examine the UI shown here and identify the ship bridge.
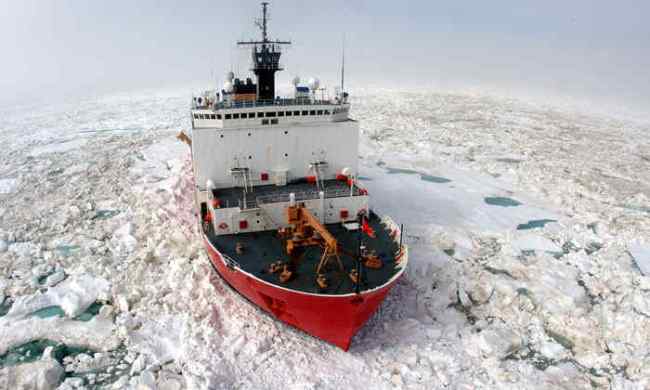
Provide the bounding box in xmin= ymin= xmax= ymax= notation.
xmin=191 ymin=98 xmax=351 ymax=129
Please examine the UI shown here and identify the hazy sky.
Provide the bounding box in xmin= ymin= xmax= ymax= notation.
xmin=2 ymin=0 xmax=649 ymax=111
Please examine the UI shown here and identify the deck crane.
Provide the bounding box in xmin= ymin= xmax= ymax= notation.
xmin=283 ymin=204 xmax=345 ymax=288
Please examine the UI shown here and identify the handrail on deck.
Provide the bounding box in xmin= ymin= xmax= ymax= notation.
xmin=198 ymin=98 xmax=348 ymax=111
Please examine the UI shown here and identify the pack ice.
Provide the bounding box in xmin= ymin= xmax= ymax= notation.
xmin=0 ymin=88 xmax=649 ymax=389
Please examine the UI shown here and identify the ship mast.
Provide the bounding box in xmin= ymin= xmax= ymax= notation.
xmin=237 ymin=2 xmax=291 ymax=101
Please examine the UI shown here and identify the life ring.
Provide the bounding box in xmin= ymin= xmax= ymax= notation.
xmin=218 ymin=222 xmax=228 ymax=230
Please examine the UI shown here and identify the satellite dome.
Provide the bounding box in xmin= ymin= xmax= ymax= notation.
xmin=292 ymin=76 xmax=301 ymax=86
xmin=223 ymin=81 xmax=234 ymax=93
xmin=308 ymin=77 xmax=320 ymax=90
xmin=226 ymin=71 xmax=234 ymax=81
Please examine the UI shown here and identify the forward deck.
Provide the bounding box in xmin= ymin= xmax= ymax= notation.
xmin=204 ymin=212 xmax=402 ymax=295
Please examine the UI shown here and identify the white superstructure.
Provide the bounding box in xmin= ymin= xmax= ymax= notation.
xmin=191 ymin=2 xmax=368 ymax=236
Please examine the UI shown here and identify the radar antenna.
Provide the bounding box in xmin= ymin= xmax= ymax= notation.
xmin=255 ymin=2 xmax=269 ymax=42
xmin=341 ymin=34 xmax=346 ymax=92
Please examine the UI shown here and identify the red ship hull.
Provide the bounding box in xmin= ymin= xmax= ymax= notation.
xmin=202 ymin=233 xmax=406 ymax=350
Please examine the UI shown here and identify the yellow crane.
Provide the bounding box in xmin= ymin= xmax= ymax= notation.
xmin=284 ymin=204 xmax=344 ymax=288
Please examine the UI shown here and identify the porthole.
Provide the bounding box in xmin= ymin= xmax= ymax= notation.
xmin=284 ymin=131 xmax=288 ymax=135
xmin=284 ymin=153 xmax=288 ymax=157
xmin=248 ymin=155 xmax=252 ymax=159
xmin=248 ymin=132 xmax=251 ymax=136
xmin=220 ymin=134 xmax=224 ymax=138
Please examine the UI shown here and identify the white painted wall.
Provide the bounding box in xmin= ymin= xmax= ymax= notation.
xmin=210 ymin=194 xmax=369 ymax=235
xmin=192 ymin=120 xmax=359 ymax=190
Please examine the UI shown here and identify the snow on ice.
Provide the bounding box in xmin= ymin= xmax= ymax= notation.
xmin=0 ymin=88 xmax=649 ymax=389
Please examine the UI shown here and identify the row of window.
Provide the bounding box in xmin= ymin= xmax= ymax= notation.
xmin=193 ymin=109 xmax=332 ymax=121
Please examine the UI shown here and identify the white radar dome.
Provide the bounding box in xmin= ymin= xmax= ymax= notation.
xmin=308 ymin=77 xmax=320 ymax=90
xmin=223 ymin=81 xmax=234 ymax=93
xmin=226 ymin=71 xmax=234 ymax=81
xmin=292 ymin=76 xmax=301 ymax=86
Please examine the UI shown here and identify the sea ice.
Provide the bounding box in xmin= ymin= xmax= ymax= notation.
xmin=6 ymin=273 xmax=110 ymax=319
xmin=0 ymin=356 xmax=64 ymax=390
xmin=1 ymin=87 xmax=649 ymax=388
xmin=0 ymin=178 xmax=18 ymax=194
xmin=629 ymin=242 xmax=650 ymax=275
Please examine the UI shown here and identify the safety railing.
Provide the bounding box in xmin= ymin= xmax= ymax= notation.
xmin=210 ymin=98 xmax=347 ymax=110
xmin=255 ymin=187 xmax=358 ymax=206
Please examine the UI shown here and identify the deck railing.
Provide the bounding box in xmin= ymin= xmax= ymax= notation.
xmin=255 ymin=186 xmax=358 ymax=206
xmin=207 ymin=98 xmax=346 ymax=110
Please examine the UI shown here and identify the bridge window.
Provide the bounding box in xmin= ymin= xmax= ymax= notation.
xmin=248 ymin=112 xmax=255 ymax=118
xmin=225 ymin=114 xmax=231 ymax=120
xmin=271 ymin=118 xmax=278 ymax=124
xmin=193 ymin=114 xmax=199 ymax=119
xmin=278 ymin=111 xmax=284 ymax=117
xmin=216 ymin=114 xmax=222 ymax=119
xmin=309 ymin=110 xmax=316 ymax=115
xmin=285 ymin=111 xmax=292 ymax=117
xmin=302 ymin=110 xmax=308 ymax=115
xmin=324 ymin=110 xmax=330 ymax=115
xmin=265 ymin=112 xmax=276 ymax=117
xmin=233 ymin=113 xmax=240 ymax=119
xmin=210 ymin=114 xmax=216 ymax=119
xmin=257 ymin=112 xmax=264 ymax=118
xmin=317 ymin=110 xmax=323 ymax=115
xmin=294 ymin=110 xmax=300 ymax=116
xmin=262 ymin=119 xmax=269 ymax=125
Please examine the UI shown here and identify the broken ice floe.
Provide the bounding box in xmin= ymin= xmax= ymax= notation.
xmin=0 ymin=178 xmax=19 ymax=194
xmin=6 ymin=274 xmax=110 ymax=319
xmin=629 ymin=242 xmax=650 ymax=276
